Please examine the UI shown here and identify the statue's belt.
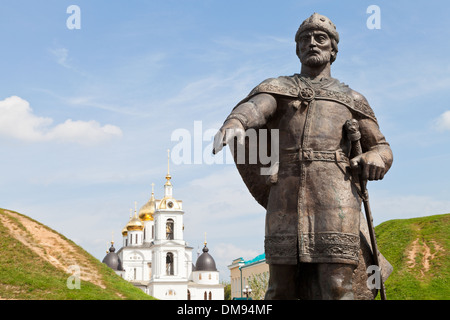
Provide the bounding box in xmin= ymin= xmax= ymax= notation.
xmin=280 ymin=149 xmax=349 ymax=164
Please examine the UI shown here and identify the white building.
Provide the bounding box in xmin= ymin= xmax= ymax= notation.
xmin=102 ymin=162 xmax=224 ymax=300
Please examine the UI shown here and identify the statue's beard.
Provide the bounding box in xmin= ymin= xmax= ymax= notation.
xmin=301 ymin=51 xmax=331 ymax=67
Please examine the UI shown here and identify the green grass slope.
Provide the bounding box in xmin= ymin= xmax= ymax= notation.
xmin=376 ymin=213 xmax=449 ymax=300
xmin=2 ymin=207 xmax=448 ymax=300
xmin=0 ymin=208 xmax=156 ymax=300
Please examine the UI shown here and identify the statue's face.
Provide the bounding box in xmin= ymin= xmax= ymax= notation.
xmin=297 ymin=30 xmax=334 ymax=67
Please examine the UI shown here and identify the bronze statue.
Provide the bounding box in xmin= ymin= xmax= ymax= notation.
xmin=213 ymin=13 xmax=393 ymax=300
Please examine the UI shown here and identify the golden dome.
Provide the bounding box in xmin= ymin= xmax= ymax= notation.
xmin=121 ymin=225 xmax=128 ymax=236
xmin=127 ymin=203 xmax=144 ymax=231
xmin=127 ymin=213 xmax=144 ymax=231
xmin=139 ymin=184 xmax=156 ymax=221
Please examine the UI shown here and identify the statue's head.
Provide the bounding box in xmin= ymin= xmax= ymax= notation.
xmin=295 ymin=13 xmax=339 ymax=66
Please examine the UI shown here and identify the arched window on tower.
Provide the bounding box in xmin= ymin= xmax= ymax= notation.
xmin=187 ymin=289 xmax=191 ymax=300
xmin=209 ymin=291 xmax=212 ymax=300
xmin=166 ymin=219 xmax=174 ymax=240
xmin=166 ymin=252 xmax=174 ymax=275
xmin=204 ymin=291 xmax=207 ymax=300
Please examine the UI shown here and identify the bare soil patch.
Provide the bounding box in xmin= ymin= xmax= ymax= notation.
xmin=0 ymin=210 xmax=106 ymax=288
xmin=406 ymin=237 xmax=444 ymax=276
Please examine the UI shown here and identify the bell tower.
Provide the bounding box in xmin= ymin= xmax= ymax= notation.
xmin=148 ymin=150 xmax=192 ymax=299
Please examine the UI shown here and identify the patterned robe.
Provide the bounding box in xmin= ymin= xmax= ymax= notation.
xmin=227 ymin=74 xmax=393 ymax=265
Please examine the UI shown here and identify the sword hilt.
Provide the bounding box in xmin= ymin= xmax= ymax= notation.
xmin=344 ymin=119 xmax=362 ymax=157
xmin=344 ymin=119 xmax=367 ymax=192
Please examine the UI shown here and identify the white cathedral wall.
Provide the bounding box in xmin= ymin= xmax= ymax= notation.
xmin=127 ymin=230 xmax=143 ymax=246
xmin=121 ymin=249 xmax=152 ymax=281
xmin=150 ymin=282 xmax=188 ymax=300
xmin=148 ymin=282 xmax=224 ymax=300
xmin=187 ymin=286 xmax=225 ymax=300
xmin=185 ymin=250 xmax=193 ymax=280
xmin=143 ymin=220 xmax=154 ymax=243
xmin=192 ymin=271 xmax=220 ymax=285
xmin=173 ymin=213 xmax=183 ymax=240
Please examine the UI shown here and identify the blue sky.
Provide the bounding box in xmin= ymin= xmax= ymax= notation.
xmin=1 ymin=0 xmax=450 ymax=281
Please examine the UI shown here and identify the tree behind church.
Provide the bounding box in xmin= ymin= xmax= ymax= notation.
xmin=247 ymin=272 xmax=269 ymax=300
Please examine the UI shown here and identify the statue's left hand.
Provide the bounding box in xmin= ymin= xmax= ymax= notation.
xmin=212 ymin=119 xmax=245 ymax=155
xmin=350 ymin=151 xmax=386 ymax=181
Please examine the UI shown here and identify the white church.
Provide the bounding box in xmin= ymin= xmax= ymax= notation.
xmin=102 ymin=157 xmax=224 ymax=300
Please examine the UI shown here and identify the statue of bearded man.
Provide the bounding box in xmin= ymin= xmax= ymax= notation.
xmin=213 ymin=13 xmax=393 ymax=300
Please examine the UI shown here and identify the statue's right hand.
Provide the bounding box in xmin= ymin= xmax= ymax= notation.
xmin=212 ymin=119 xmax=245 ymax=154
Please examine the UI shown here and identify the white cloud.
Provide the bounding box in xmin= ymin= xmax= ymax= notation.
xmin=49 ymin=47 xmax=89 ymax=76
xmin=50 ymin=119 xmax=122 ymax=144
xmin=0 ymin=96 xmax=123 ymax=145
xmin=435 ymin=111 xmax=450 ymax=131
xmin=49 ymin=47 xmax=71 ymax=69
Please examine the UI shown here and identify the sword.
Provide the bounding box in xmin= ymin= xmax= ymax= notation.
xmin=345 ymin=119 xmax=387 ymax=300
